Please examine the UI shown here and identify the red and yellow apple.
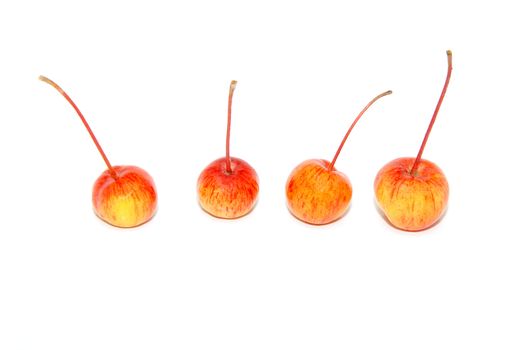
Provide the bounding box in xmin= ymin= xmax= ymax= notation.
xmin=374 ymin=158 xmax=448 ymax=231
xmin=197 ymin=81 xmax=259 ymax=219
xmin=198 ymin=157 xmax=259 ymax=218
xmin=39 ymin=76 xmax=157 ymax=228
xmin=374 ymin=50 xmax=453 ymax=231
xmin=93 ymin=166 xmax=157 ymax=227
xmin=286 ymin=90 xmax=392 ymax=225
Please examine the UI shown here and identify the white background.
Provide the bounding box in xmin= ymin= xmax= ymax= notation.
xmin=1 ymin=0 xmax=524 ymax=349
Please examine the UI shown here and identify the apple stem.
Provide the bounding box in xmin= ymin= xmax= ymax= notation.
xmin=328 ymin=90 xmax=392 ymax=171
xmin=39 ymin=75 xmax=118 ymax=179
xmin=410 ymin=50 xmax=453 ymax=175
xmin=225 ymin=80 xmax=237 ymax=174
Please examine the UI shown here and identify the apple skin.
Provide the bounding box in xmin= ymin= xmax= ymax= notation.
xmin=285 ymin=159 xmax=352 ymax=225
xmin=92 ymin=165 xmax=158 ymax=228
xmin=374 ymin=157 xmax=448 ymax=231
xmin=197 ymin=157 xmax=259 ymax=219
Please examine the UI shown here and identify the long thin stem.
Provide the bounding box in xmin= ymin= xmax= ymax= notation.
xmin=410 ymin=50 xmax=453 ymax=175
xmin=328 ymin=90 xmax=392 ymax=171
xmin=225 ymin=80 xmax=237 ymax=173
xmin=39 ymin=75 xmax=117 ymax=178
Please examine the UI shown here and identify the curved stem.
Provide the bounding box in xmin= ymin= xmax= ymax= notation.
xmin=328 ymin=90 xmax=392 ymax=171
xmin=410 ymin=50 xmax=453 ymax=175
xmin=225 ymin=80 xmax=237 ymax=173
xmin=39 ymin=75 xmax=117 ymax=179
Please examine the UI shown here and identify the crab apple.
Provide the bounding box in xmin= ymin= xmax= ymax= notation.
xmin=374 ymin=50 xmax=453 ymax=231
xmin=39 ymin=76 xmax=157 ymax=228
xmin=286 ymin=90 xmax=392 ymax=225
xmin=197 ymin=81 xmax=259 ymax=219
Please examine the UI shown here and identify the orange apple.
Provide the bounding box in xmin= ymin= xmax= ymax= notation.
xmin=39 ymin=76 xmax=157 ymax=228
xmin=374 ymin=50 xmax=453 ymax=231
xmin=286 ymin=90 xmax=392 ymax=225
xmin=197 ymin=81 xmax=259 ymax=219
